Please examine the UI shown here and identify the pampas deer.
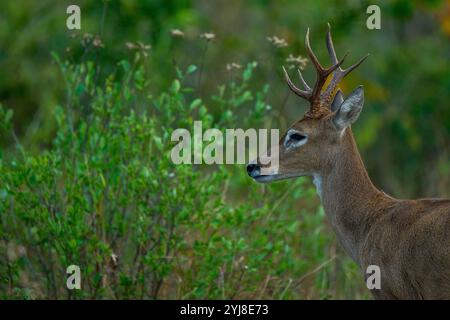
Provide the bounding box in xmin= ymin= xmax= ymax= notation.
xmin=247 ymin=26 xmax=450 ymax=299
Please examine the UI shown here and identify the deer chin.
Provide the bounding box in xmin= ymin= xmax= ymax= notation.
xmin=253 ymin=173 xmax=303 ymax=183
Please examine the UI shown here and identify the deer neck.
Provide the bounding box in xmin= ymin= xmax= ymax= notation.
xmin=315 ymin=128 xmax=388 ymax=264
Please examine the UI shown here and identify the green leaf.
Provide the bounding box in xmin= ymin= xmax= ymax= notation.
xmin=171 ymin=80 xmax=181 ymax=93
xmin=186 ymin=64 xmax=198 ymax=74
xmin=189 ymin=98 xmax=202 ymax=110
xmin=153 ymin=136 xmax=163 ymax=151
xmin=5 ymin=109 xmax=13 ymax=124
xmin=118 ymin=60 xmax=131 ymax=73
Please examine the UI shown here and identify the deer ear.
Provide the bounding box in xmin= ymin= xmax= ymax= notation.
xmin=332 ymin=86 xmax=364 ymax=131
xmin=331 ymin=89 xmax=344 ymax=112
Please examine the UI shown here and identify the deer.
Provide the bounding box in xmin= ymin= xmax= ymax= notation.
xmin=246 ymin=25 xmax=450 ymax=300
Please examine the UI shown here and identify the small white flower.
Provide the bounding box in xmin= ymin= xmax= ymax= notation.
xmin=110 ymin=253 xmax=118 ymax=268
xmin=200 ymin=32 xmax=216 ymax=41
xmin=125 ymin=41 xmax=151 ymax=57
xmin=267 ymin=35 xmax=288 ymax=48
xmin=170 ymin=29 xmax=185 ymax=37
xmin=286 ymin=54 xmax=308 ymax=70
xmin=226 ymin=62 xmax=242 ymax=71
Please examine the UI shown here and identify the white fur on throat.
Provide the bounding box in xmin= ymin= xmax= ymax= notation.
xmin=312 ymin=174 xmax=323 ymax=200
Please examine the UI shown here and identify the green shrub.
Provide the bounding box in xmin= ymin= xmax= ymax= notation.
xmin=0 ymin=53 xmax=367 ymax=299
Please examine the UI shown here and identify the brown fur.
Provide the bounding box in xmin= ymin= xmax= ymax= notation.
xmin=257 ymin=111 xmax=450 ymax=299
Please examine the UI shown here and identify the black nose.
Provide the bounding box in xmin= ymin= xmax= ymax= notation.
xmin=246 ymin=163 xmax=261 ymax=177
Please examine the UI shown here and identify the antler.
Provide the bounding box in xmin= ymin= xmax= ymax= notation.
xmin=283 ymin=24 xmax=369 ymax=117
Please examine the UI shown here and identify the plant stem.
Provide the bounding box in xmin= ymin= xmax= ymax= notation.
xmin=197 ymin=41 xmax=210 ymax=96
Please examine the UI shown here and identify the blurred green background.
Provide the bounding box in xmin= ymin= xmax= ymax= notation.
xmin=1 ymin=0 xmax=450 ymax=299
xmin=2 ymin=0 xmax=450 ymax=196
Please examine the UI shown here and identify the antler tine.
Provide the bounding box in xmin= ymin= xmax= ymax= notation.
xmin=305 ymin=28 xmax=349 ymax=108
xmin=321 ymin=24 xmax=369 ymax=106
xmin=305 ymin=28 xmax=324 ymax=75
xmin=283 ymin=25 xmax=368 ymax=114
xmin=282 ymin=66 xmax=312 ymax=100
xmin=326 ymin=23 xmax=338 ymax=65
xmin=327 ymin=22 xmax=365 ymax=75
xmin=297 ymin=69 xmax=311 ymax=91
xmin=326 ymin=51 xmax=349 ymax=75
xmin=322 ymin=53 xmax=369 ymax=103
xmin=341 ymin=53 xmax=370 ymax=77
xmin=306 ymin=28 xmax=347 ymax=77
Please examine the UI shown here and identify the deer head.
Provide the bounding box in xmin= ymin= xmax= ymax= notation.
xmin=247 ymin=25 xmax=369 ymax=183
xmin=247 ymin=26 xmax=450 ymax=301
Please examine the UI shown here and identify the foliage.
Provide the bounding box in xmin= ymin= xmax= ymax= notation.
xmin=1 ymin=0 xmax=450 ymax=197
xmin=1 ymin=0 xmax=450 ymax=300
xmin=0 ymin=55 xmax=368 ymax=299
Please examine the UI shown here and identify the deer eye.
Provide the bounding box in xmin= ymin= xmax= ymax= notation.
xmin=284 ymin=130 xmax=307 ymax=149
xmin=290 ymin=132 xmax=306 ymax=141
